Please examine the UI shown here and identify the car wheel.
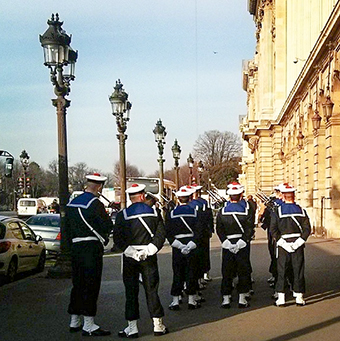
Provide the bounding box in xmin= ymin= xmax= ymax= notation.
xmin=36 ymin=250 xmax=46 ymax=273
xmin=7 ymin=258 xmax=17 ymax=283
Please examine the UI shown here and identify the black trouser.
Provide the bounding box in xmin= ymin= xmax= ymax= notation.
xmin=221 ymin=247 xmax=251 ymax=295
xmin=200 ymin=235 xmax=211 ymax=276
xmin=68 ymin=241 xmax=103 ymax=317
xmin=267 ymin=229 xmax=277 ymax=279
xmin=123 ymin=255 xmax=164 ymax=321
xmin=276 ymin=246 xmax=305 ymax=293
xmin=171 ymin=248 xmax=199 ymax=296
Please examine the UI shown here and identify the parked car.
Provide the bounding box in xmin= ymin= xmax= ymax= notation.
xmin=26 ymin=214 xmax=61 ymax=255
xmin=17 ymin=198 xmax=48 ymax=217
xmin=0 ymin=215 xmax=46 ymax=283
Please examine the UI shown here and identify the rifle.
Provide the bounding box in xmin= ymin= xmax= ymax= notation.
xmin=255 ymin=189 xmax=279 ymax=212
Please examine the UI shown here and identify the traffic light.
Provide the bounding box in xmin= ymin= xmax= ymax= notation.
xmin=18 ymin=177 xmax=24 ymax=189
xmin=26 ymin=177 xmax=31 ymax=189
xmin=4 ymin=157 xmax=14 ymax=178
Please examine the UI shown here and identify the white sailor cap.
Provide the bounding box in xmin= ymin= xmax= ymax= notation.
xmin=191 ymin=184 xmax=203 ymax=191
xmin=86 ymin=173 xmax=107 ymax=183
xmin=280 ymin=183 xmax=296 ymax=193
xmin=179 ymin=185 xmax=196 ymax=194
xmin=126 ymin=183 xmax=146 ymax=194
xmin=278 ymin=182 xmax=290 ymax=192
xmin=227 ymin=186 xmax=244 ymax=195
xmin=227 ymin=181 xmax=243 ymax=189
xmin=176 ymin=188 xmax=193 ymax=197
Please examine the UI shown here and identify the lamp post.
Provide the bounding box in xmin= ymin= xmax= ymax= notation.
xmin=19 ymin=150 xmax=30 ymax=197
xmin=109 ymin=79 xmax=132 ymax=209
xmin=187 ymin=153 xmax=194 ymax=185
xmin=40 ymin=13 xmax=77 ymax=278
xmin=171 ymin=139 xmax=181 ymax=190
xmin=197 ymin=160 xmax=204 ymax=186
xmin=153 ymin=119 xmax=167 ymax=206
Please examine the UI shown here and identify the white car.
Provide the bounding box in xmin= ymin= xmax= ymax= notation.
xmin=0 ymin=215 xmax=46 ymax=283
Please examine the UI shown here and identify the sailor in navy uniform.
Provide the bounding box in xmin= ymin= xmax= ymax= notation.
xmin=113 ymin=184 xmax=168 ymax=338
xmin=188 ymin=184 xmax=214 ymax=284
xmin=259 ymin=185 xmax=284 ymax=286
xmin=216 ymin=184 xmax=254 ymax=308
xmin=66 ymin=173 xmax=113 ymax=337
xmin=165 ymin=187 xmax=204 ymax=310
xmin=270 ymin=184 xmax=311 ymax=306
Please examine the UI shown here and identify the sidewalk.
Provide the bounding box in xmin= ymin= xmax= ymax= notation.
xmin=1 ymin=228 xmax=340 ymax=341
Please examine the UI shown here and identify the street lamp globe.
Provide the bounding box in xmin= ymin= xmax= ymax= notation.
xmin=153 ymin=119 xmax=167 ymax=143
xmin=39 ymin=13 xmax=71 ymax=67
xmin=19 ymin=150 xmax=30 ymax=168
xmin=187 ymin=153 xmax=194 ymax=169
xmin=171 ymin=139 xmax=181 ymax=160
xmin=109 ymin=79 xmax=130 ymax=118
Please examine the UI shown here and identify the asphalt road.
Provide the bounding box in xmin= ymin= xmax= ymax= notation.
xmin=2 ymin=229 xmax=340 ymax=341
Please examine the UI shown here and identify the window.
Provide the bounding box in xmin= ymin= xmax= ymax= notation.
xmin=19 ymin=222 xmax=35 ymax=241
xmin=8 ymin=222 xmax=24 ymax=240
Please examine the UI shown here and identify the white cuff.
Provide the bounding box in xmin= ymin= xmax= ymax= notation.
xmin=186 ymin=241 xmax=197 ymax=250
xmin=222 ymin=239 xmax=232 ymax=250
xmin=171 ymin=239 xmax=185 ymax=250
xmin=236 ymin=239 xmax=247 ymax=249
xmin=146 ymin=243 xmax=158 ymax=256
xmin=124 ymin=245 xmax=137 ymax=258
xmin=276 ymin=238 xmax=285 ymax=247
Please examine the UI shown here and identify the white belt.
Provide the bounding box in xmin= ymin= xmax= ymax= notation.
xmin=227 ymin=234 xmax=242 ymax=239
xmin=175 ymin=233 xmax=194 ymax=239
xmin=72 ymin=236 xmax=98 ymax=243
xmin=132 ymin=245 xmax=148 ymax=251
xmin=281 ymin=233 xmax=301 ymax=239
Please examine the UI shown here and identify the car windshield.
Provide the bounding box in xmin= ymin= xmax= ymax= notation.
xmin=0 ymin=223 xmax=5 ymax=239
xmin=26 ymin=215 xmax=60 ymax=227
xmin=19 ymin=200 xmax=36 ymax=207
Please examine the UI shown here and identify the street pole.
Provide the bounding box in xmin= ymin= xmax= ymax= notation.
xmin=171 ymin=139 xmax=181 ymax=191
xmin=40 ymin=13 xmax=77 ymax=278
xmin=109 ymin=80 xmax=132 ymax=209
xmin=153 ymin=119 xmax=167 ymax=206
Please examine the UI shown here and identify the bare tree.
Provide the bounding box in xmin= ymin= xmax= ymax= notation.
xmin=113 ymin=161 xmax=145 ymax=186
xmin=193 ymin=130 xmax=242 ymax=168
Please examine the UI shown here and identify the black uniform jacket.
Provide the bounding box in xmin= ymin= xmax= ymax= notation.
xmin=216 ymin=200 xmax=254 ymax=244
xmin=270 ymin=202 xmax=311 ymax=242
xmin=188 ymin=198 xmax=214 ymax=236
xmin=66 ymin=192 xmax=114 ymax=246
xmin=113 ymin=202 xmax=166 ymax=252
xmin=165 ymin=204 xmax=204 ymax=246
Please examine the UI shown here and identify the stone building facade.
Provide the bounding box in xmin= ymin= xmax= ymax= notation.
xmin=240 ymin=0 xmax=340 ymax=237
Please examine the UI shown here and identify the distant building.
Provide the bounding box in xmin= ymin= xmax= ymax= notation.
xmin=240 ymin=0 xmax=340 ymax=237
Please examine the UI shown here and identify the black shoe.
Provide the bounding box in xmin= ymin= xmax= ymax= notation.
xmin=168 ymin=304 xmax=180 ymax=311
xmin=188 ymin=303 xmax=201 ymax=310
xmin=118 ymin=330 xmax=139 ymax=338
xmin=82 ymin=327 xmax=111 ymax=337
xmin=238 ymin=302 xmax=250 ymax=308
xmin=154 ymin=328 xmax=169 ymax=336
xmin=69 ymin=326 xmax=82 ymax=333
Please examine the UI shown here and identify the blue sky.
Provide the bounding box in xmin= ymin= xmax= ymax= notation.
xmin=0 ymin=0 xmax=255 ymax=175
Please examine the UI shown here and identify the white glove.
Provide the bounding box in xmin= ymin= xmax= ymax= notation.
xmin=291 ymin=237 xmax=305 ymax=250
xmin=222 ymin=239 xmax=232 ymax=250
xmin=146 ymin=243 xmax=158 ymax=256
xmin=136 ymin=249 xmax=148 ymax=261
xmin=277 ymin=239 xmax=294 ymax=253
xmin=171 ymin=239 xmax=185 ymax=250
xmin=236 ymin=239 xmax=247 ymax=250
xmin=181 ymin=246 xmax=190 ymax=255
xmin=229 ymin=244 xmax=239 ymax=254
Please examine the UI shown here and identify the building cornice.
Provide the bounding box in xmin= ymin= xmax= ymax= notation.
xmin=275 ymin=1 xmax=340 ymax=128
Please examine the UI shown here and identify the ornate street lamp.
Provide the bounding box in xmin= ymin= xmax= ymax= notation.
xmin=197 ymin=160 xmax=204 ymax=186
xmin=40 ymin=13 xmax=78 ymax=278
xmin=19 ymin=150 xmax=30 ymax=197
xmin=171 ymin=139 xmax=181 ymax=190
xmin=109 ymin=79 xmax=132 ymax=209
xmin=187 ymin=153 xmax=194 ymax=185
xmin=312 ymin=111 xmax=322 ymax=131
xmin=153 ymin=119 xmax=167 ymax=206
